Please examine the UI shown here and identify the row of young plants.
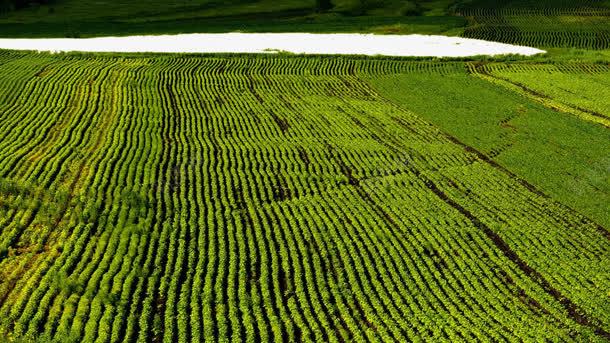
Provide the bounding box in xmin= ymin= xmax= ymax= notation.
xmin=476 ymin=62 xmax=610 ymax=74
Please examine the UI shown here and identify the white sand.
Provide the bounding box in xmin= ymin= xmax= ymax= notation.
xmin=0 ymin=33 xmax=545 ymax=57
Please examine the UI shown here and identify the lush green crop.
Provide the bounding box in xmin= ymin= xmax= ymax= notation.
xmin=0 ymin=52 xmax=608 ymax=342
xmin=478 ymin=62 xmax=610 ymax=120
xmin=459 ymin=4 xmax=610 ymax=49
xmin=365 ymin=61 xmax=610 ymax=228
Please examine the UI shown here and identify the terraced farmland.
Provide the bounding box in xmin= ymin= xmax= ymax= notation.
xmin=0 ymin=51 xmax=608 ymax=342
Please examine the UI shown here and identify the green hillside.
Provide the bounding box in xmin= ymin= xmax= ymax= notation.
xmin=1 ymin=0 xmax=609 ymax=50
xmin=0 ymin=0 xmax=467 ymax=38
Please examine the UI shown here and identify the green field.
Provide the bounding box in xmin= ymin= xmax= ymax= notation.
xmin=0 ymin=52 xmax=608 ymax=342
xmin=0 ymin=0 xmax=609 ymax=342
xmin=366 ymin=62 xmax=610 ymax=227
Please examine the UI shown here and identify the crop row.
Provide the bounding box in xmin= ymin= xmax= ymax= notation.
xmin=460 ymin=7 xmax=610 ymax=19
